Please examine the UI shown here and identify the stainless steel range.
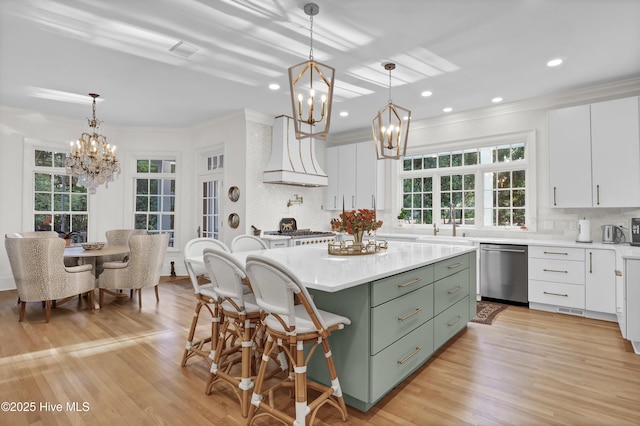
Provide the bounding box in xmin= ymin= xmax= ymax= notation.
xmin=264 ymin=218 xmax=335 ymax=246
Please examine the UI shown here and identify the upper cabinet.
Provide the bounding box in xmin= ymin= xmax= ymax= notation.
xmin=548 ymin=96 xmax=640 ymax=208
xmin=325 ymin=142 xmax=385 ymax=211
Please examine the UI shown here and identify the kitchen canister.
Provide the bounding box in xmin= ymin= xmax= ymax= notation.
xmin=576 ymin=218 xmax=592 ymax=243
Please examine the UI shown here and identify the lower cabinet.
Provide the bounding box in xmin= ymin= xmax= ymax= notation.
xmin=308 ymin=251 xmax=475 ymax=411
xmin=528 ymin=245 xmax=616 ymax=320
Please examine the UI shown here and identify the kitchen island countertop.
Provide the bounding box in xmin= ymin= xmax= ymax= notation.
xmin=220 ymin=241 xmax=476 ymax=293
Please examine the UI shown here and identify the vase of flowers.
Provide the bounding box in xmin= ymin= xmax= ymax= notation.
xmin=333 ymin=208 xmax=383 ymax=249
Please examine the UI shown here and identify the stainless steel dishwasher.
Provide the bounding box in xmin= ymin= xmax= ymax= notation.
xmin=480 ymin=243 xmax=528 ymax=305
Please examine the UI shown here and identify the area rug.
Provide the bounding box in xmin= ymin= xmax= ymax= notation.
xmin=161 ymin=275 xmax=195 ymax=291
xmin=471 ymin=301 xmax=509 ymax=325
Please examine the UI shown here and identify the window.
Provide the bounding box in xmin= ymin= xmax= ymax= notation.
xmin=200 ymin=153 xmax=224 ymax=239
xmin=134 ymin=159 xmax=176 ymax=246
xmin=33 ymin=149 xmax=88 ymax=242
xmin=400 ymin=134 xmax=532 ymax=230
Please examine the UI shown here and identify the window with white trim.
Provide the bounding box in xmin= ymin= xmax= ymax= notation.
xmin=400 ymin=135 xmax=531 ymax=230
xmin=133 ymin=158 xmax=176 ymax=246
xmin=33 ymin=149 xmax=88 ymax=242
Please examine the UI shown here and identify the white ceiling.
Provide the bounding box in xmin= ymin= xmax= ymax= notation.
xmin=1 ymin=0 xmax=639 ymax=139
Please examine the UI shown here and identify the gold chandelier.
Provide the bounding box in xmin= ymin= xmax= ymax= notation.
xmin=65 ymin=93 xmax=120 ymax=194
xmin=372 ymin=62 xmax=411 ymax=159
xmin=288 ymin=2 xmax=334 ymax=140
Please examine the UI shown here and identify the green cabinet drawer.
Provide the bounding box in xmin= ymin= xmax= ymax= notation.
xmin=370 ymin=319 xmax=434 ymax=402
xmin=434 ymin=253 xmax=470 ymax=281
xmin=371 ymin=264 xmax=433 ymax=307
xmin=371 ymin=284 xmax=434 ymax=355
xmin=434 ymin=296 xmax=470 ymax=350
xmin=434 ymin=268 xmax=470 ymax=315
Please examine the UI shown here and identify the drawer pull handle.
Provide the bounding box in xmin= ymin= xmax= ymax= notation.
xmin=447 ymin=315 xmax=463 ymax=327
xmin=543 ymin=291 xmax=568 ymax=297
xmin=543 ymin=251 xmax=568 ymax=255
xmin=397 ymin=278 xmax=422 ymax=288
xmin=398 ymin=308 xmax=422 ymax=321
xmin=397 ymin=347 xmax=422 ymax=365
xmin=447 ymin=285 xmax=463 ymax=295
xmin=543 ymin=268 xmax=568 ymax=273
xmin=447 ymin=262 xmax=463 ymax=270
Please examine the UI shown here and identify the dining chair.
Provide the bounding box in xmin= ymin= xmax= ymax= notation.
xmin=202 ymin=249 xmax=265 ymax=417
xmin=98 ymin=233 xmax=169 ymax=309
xmin=181 ymin=238 xmax=231 ymax=366
xmin=95 ymin=229 xmax=147 ymax=274
xmin=231 ymin=234 xmax=268 ymax=252
xmin=245 ymin=254 xmax=351 ymax=426
xmin=5 ymin=234 xmax=95 ymax=322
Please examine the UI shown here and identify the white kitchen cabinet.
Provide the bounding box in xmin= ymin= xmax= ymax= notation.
xmin=548 ymin=96 xmax=640 ymax=208
xmin=325 ymin=142 xmax=384 ymax=210
xmin=625 ymin=259 xmax=640 ymax=354
xmin=324 ymin=146 xmax=340 ymax=210
xmin=585 ymin=249 xmax=616 ymax=314
xmin=590 ymin=97 xmax=640 ymax=207
xmin=528 ymin=245 xmax=617 ymax=320
xmin=548 ymin=104 xmax=593 ymax=207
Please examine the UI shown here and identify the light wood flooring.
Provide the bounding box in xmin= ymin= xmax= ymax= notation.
xmin=1 ymin=279 xmax=639 ymax=426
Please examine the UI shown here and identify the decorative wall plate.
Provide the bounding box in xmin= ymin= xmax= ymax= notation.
xmin=228 ymin=213 xmax=240 ymax=228
xmin=228 ymin=186 xmax=240 ymax=202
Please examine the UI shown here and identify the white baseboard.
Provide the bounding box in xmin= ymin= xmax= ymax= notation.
xmin=0 ymin=276 xmax=16 ymax=292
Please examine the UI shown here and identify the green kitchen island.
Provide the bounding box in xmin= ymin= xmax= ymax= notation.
xmin=231 ymin=241 xmax=477 ymax=411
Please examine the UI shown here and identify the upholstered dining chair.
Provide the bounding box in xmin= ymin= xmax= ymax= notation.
xmin=181 ymin=238 xmax=231 ymax=366
xmin=95 ymin=229 xmax=147 ymax=274
xmin=231 ymin=234 xmax=268 ymax=252
xmin=98 ymin=233 xmax=169 ymax=309
xmin=245 ymin=254 xmax=351 ymax=426
xmin=5 ymin=233 xmax=95 ymax=322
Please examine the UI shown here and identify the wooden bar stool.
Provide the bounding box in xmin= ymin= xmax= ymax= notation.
xmin=203 ymin=249 xmax=285 ymax=417
xmin=245 ymin=254 xmax=351 ymax=426
xmin=181 ymin=238 xmax=230 ymax=366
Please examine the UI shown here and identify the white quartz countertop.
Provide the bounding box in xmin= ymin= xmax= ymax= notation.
xmin=379 ymin=232 xmax=640 ymax=258
xmin=196 ymin=241 xmax=476 ymax=293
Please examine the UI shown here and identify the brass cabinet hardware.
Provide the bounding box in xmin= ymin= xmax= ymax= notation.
xmin=543 ymin=251 xmax=568 ymax=255
xmin=543 ymin=268 xmax=568 ymax=273
xmin=447 ymin=262 xmax=463 ymax=270
xmin=447 ymin=285 xmax=463 ymax=295
xmin=447 ymin=315 xmax=463 ymax=327
xmin=397 ymin=347 xmax=422 ymax=365
xmin=397 ymin=278 xmax=422 ymax=288
xmin=543 ymin=291 xmax=568 ymax=297
xmin=397 ymin=308 xmax=422 ymax=321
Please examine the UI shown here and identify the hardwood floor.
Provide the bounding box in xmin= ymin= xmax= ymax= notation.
xmin=1 ymin=279 xmax=639 ymax=425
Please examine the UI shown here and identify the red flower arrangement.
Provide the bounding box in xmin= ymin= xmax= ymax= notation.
xmin=332 ymin=209 xmax=383 ymax=235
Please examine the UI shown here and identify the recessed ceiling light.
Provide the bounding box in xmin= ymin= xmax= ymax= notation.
xmin=421 ymin=91 xmax=433 ymax=97
xmin=169 ymin=41 xmax=198 ymax=58
xmin=547 ymin=58 xmax=563 ymax=67
xmin=268 ymin=83 xmax=280 ymax=90
xmin=339 ymin=111 xmax=349 ymax=117
xmin=443 ymin=107 xmax=453 ymax=113
xmin=492 ymin=97 xmax=503 ymax=103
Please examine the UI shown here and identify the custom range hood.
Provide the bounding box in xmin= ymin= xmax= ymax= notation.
xmin=263 ymin=115 xmax=328 ymax=187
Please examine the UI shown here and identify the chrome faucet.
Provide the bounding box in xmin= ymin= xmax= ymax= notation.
xmin=449 ymin=204 xmax=457 ymax=237
xmin=433 ymin=223 xmax=439 ymax=236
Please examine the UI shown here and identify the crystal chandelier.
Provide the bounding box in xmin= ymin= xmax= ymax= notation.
xmin=372 ymin=62 xmax=411 ymax=159
xmin=65 ymin=93 xmax=120 ymax=194
xmin=288 ymin=2 xmax=334 ymax=140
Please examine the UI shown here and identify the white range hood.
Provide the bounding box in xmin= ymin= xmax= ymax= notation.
xmin=263 ymin=115 xmax=328 ymax=187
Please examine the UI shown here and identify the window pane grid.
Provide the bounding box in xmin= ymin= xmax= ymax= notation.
xmin=134 ymin=158 xmax=176 ymax=247
xmin=400 ymin=139 xmax=527 ymax=229
xmin=33 ymin=151 xmax=88 ymax=242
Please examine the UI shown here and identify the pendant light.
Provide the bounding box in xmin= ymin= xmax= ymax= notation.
xmin=372 ymin=62 xmax=411 ymax=159
xmin=288 ymin=2 xmax=334 ymax=140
